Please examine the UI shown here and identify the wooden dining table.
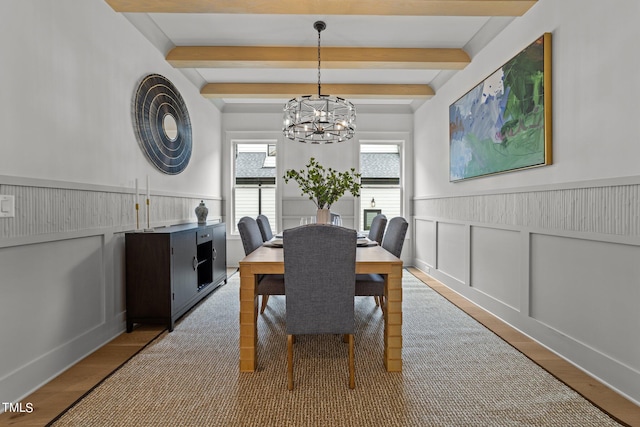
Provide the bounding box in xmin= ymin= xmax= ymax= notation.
xmin=238 ymin=242 xmax=403 ymax=373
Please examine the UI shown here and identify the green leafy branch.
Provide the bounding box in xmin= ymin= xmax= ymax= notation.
xmin=283 ymin=157 xmax=361 ymax=209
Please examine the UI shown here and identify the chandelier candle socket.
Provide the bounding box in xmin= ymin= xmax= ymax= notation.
xmin=283 ymin=21 xmax=356 ymax=144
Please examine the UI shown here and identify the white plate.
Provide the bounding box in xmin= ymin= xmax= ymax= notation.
xmin=357 ymin=238 xmax=371 ymax=247
xmin=266 ymin=238 xmax=283 ymax=247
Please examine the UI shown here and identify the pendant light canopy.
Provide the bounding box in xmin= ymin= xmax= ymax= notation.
xmin=283 ymin=21 xmax=356 ymax=144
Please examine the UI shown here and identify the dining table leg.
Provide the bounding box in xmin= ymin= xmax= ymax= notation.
xmin=384 ymin=264 xmax=403 ymax=372
xmin=239 ymin=266 xmax=258 ymax=372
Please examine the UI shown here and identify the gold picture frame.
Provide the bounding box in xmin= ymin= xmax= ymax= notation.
xmin=449 ymin=33 xmax=552 ymax=181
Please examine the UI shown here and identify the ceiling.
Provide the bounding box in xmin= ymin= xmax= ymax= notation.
xmin=105 ymin=0 xmax=537 ymax=113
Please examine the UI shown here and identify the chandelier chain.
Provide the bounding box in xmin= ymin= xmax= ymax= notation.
xmin=282 ymin=20 xmax=356 ymax=144
xmin=317 ymin=27 xmax=321 ymax=97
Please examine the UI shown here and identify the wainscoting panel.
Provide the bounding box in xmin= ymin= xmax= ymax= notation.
xmin=413 ymin=178 xmax=640 ymax=404
xmin=414 ymin=180 xmax=640 ymax=237
xmin=436 ymin=222 xmax=467 ymax=284
xmin=0 ymin=236 xmax=105 ymax=399
xmin=470 ymin=226 xmax=521 ymax=311
xmin=414 ymin=218 xmax=436 ymax=269
xmin=0 ymin=182 xmax=222 ymax=242
xmin=0 ymin=185 xmax=130 ymax=238
xmin=530 ymin=233 xmax=640 ymax=372
xmin=0 ymin=179 xmax=224 ymax=404
xmin=110 ymin=232 xmax=128 ymax=319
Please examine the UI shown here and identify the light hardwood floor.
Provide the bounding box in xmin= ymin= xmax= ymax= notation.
xmin=0 ymin=325 xmax=164 ymax=426
xmin=1 ymin=268 xmax=639 ymax=426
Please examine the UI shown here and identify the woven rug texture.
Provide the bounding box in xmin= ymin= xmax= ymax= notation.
xmin=52 ymin=270 xmax=620 ymax=426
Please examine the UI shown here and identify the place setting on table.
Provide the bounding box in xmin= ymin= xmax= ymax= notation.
xmin=262 ymin=222 xmax=378 ymax=248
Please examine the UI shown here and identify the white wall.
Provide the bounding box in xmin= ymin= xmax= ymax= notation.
xmin=0 ymin=0 xmax=223 ymax=404
xmin=413 ymin=0 xmax=640 ymax=404
xmin=0 ymin=1 xmax=222 ymax=196
xmin=415 ymin=0 xmax=640 ymax=196
xmin=222 ymin=110 xmax=414 ymax=266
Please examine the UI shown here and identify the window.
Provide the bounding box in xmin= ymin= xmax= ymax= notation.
xmin=233 ymin=142 xmax=277 ymax=233
xmin=359 ymin=144 xmax=402 ymax=230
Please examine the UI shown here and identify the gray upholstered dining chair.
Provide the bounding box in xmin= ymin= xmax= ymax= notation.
xmin=237 ymin=216 xmax=284 ymax=314
xmin=367 ymin=214 xmax=387 ymax=245
xmin=355 ymin=216 xmax=408 ymax=313
xmin=283 ymin=224 xmax=357 ymax=390
xmin=365 ymin=213 xmax=387 ymax=306
xmin=256 ymin=214 xmax=274 ymax=242
xmin=381 ymin=216 xmax=408 ymax=259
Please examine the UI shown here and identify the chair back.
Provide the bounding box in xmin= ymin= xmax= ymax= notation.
xmin=381 ymin=217 xmax=408 ymax=258
xmin=368 ymin=214 xmax=387 ymax=245
xmin=284 ymin=224 xmax=356 ymax=335
xmin=256 ymin=214 xmax=274 ymax=242
xmin=237 ymin=216 xmax=264 ymax=255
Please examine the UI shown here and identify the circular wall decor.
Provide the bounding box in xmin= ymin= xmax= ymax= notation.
xmin=132 ymin=74 xmax=192 ymax=174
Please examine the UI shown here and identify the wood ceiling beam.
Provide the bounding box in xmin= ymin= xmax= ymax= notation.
xmin=105 ymin=0 xmax=537 ymax=16
xmin=167 ymin=46 xmax=470 ymax=70
xmin=200 ymin=83 xmax=434 ymax=99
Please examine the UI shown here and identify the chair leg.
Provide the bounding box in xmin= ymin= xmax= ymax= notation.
xmin=287 ymin=334 xmax=294 ymax=390
xmin=260 ymin=294 xmax=270 ymax=314
xmin=348 ymin=334 xmax=355 ymax=389
xmin=374 ymin=296 xmax=380 ymax=307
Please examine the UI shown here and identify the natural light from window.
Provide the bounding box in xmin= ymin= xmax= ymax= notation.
xmin=233 ymin=141 xmax=277 ymax=234
xmin=359 ymin=143 xmax=402 ymax=231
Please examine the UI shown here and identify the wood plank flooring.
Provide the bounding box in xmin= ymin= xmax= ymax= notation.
xmin=0 ymin=325 xmax=164 ymax=426
xmin=1 ymin=268 xmax=639 ymax=426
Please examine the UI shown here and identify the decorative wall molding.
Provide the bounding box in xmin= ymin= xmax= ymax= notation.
xmin=414 ymin=182 xmax=640 ymax=237
xmin=411 ymin=179 xmax=640 ymax=404
xmin=412 ymin=215 xmax=640 ymax=405
xmin=0 ymin=182 xmax=223 ymax=244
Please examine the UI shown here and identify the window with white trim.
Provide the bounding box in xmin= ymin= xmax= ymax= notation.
xmin=359 ymin=143 xmax=402 ymax=231
xmin=233 ymin=142 xmax=277 ymax=234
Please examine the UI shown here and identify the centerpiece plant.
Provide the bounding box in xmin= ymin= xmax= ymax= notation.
xmin=284 ymin=157 xmax=361 ymax=223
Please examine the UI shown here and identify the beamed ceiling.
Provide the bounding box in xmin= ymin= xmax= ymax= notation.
xmin=105 ymin=0 xmax=537 ymax=112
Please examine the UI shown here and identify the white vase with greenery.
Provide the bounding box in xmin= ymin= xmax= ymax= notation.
xmin=284 ymin=157 xmax=361 ymax=224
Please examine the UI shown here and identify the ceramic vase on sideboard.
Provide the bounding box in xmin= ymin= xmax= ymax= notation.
xmin=195 ymin=200 xmax=208 ymax=224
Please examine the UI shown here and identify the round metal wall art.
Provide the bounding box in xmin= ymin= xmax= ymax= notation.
xmin=132 ymin=74 xmax=192 ymax=174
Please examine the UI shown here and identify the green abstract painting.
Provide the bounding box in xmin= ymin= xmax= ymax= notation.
xmin=449 ymin=34 xmax=552 ymax=182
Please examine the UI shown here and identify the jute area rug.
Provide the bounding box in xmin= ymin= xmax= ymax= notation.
xmin=52 ymin=270 xmax=620 ymax=426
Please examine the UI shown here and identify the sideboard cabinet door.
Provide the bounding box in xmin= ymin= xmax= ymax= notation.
xmin=170 ymin=230 xmax=198 ymax=316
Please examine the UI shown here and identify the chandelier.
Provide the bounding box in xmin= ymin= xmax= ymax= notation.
xmin=283 ymin=21 xmax=356 ymax=144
